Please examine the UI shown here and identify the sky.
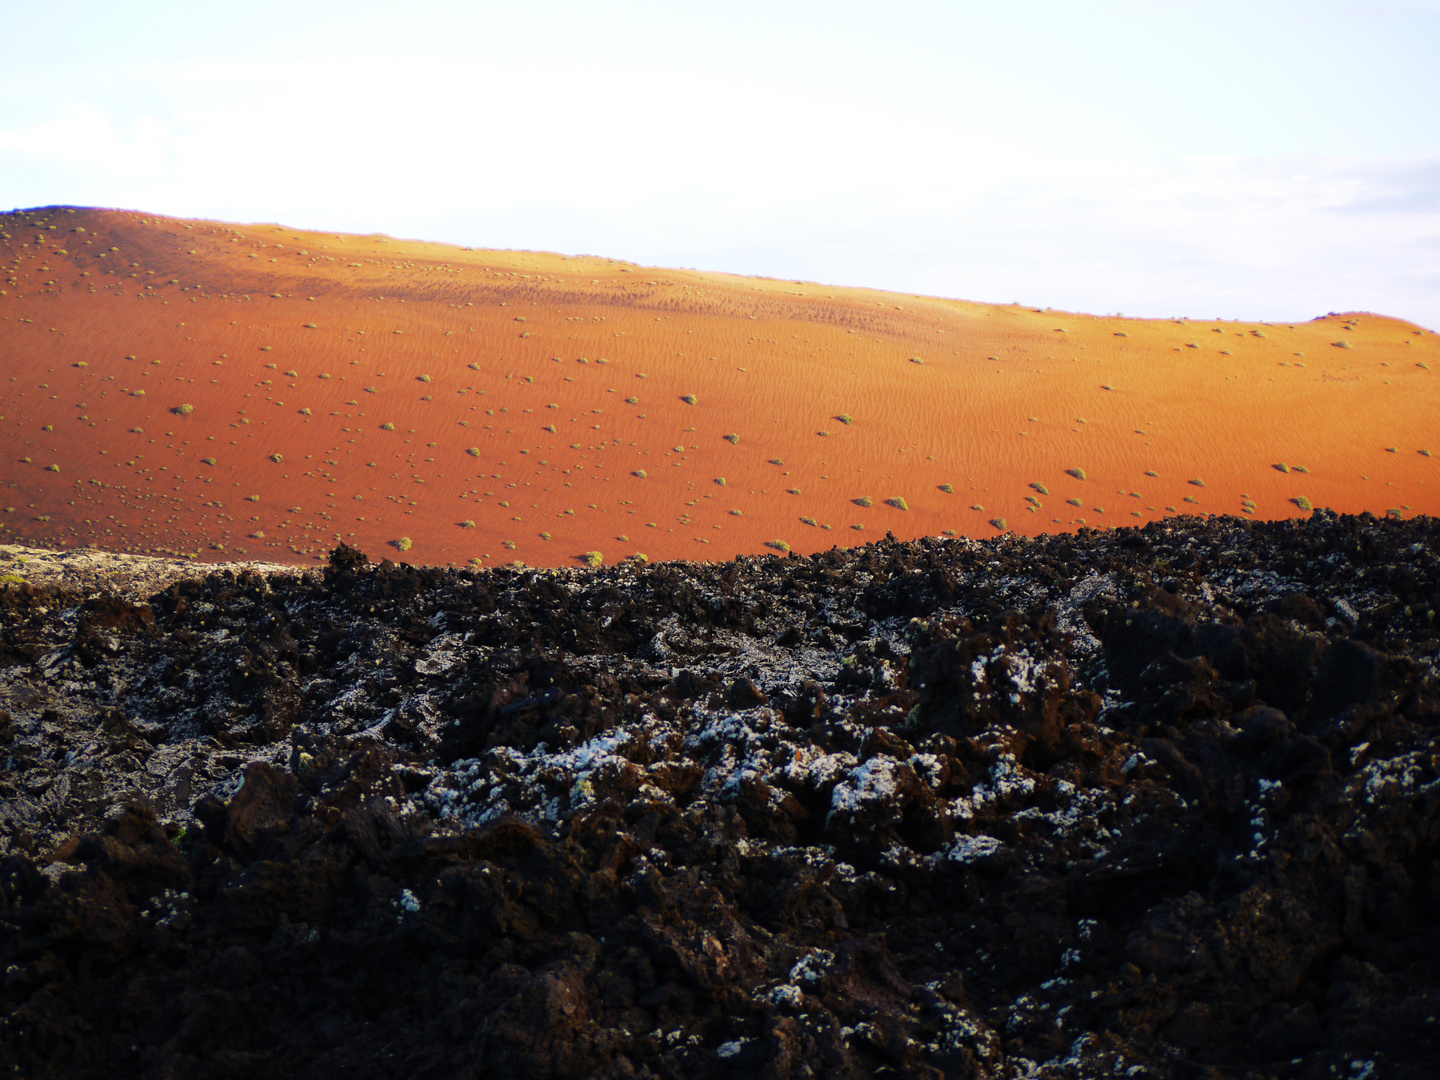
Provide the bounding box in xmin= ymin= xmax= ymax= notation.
xmin=2 ymin=0 xmax=1438 ymax=326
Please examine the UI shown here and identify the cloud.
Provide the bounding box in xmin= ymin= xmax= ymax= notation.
xmin=1327 ymin=159 xmax=1440 ymax=214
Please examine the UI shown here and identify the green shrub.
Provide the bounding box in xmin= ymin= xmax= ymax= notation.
xmin=681 ymin=394 xmax=697 ymax=405
xmin=395 ymin=537 xmax=412 ymax=552
xmin=765 ymin=540 xmax=791 ymax=553
xmin=990 ymin=517 xmax=1008 ymax=530
xmin=854 ymin=496 xmax=872 ymax=507
xmin=836 ymin=413 xmax=853 ymax=425
xmin=939 ymin=484 xmax=954 ymax=493
xmin=381 ymin=422 xmax=395 ymax=431
xmin=723 ymin=434 xmax=739 ymax=445
xmin=1066 ymin=468 xmax=1086 ymax=481
xmin=714 ymin=477 xmax=726 ymax=486
xmin=1030 ymin=482 xmax=1049 ymax=495
xmin=885 ymin=497 xmax=909 ymax=511
xmin=581 ymin=551 xmax=603 ymax=567
xmin=1292 ymin=496 xmax=1313 ymax=511
xmin=173 ymin=403 xmax=194 ymax=416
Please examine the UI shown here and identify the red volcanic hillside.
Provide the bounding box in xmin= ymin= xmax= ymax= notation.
xmin=1 ymin=205 xmax=1436 ymax=568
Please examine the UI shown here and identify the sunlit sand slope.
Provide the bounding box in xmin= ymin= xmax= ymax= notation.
xmin=2 ymin=206 xmax=1436 ymax=568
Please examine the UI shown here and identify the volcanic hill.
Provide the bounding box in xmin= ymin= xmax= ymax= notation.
xmin=1 ymin=205 xmax=1436 ymax=568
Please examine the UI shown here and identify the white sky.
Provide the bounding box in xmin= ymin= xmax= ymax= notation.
xmin=2 ymin=0 xmax=1438 ymax=326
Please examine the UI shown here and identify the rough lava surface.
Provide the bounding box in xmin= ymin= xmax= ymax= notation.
xmin=1 ymin=509 xmax=1439 ymax=1079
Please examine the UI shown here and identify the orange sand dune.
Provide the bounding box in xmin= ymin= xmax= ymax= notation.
xmin=1 ymin=205 xmax=1436 ymax=569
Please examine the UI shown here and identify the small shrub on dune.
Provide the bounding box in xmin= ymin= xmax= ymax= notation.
xmin=381 ymin=422 xmax=395 ymax=431
xmin=939 ymin=484 xmax=954 ymax=493
xmin=715 ymin=477 xmax=727 ymax=486
xmin=460 ymin=519 xmax=476 ymax=529
xmin=765 ymin=540 xmax=791 ymax=553
xmin=836 ymin=414 xmax=853 ymax=425
xmin=173 ymin=403 xmax=194 ymax=416
xmin=45 ymin=464 xmax=59 ymax=473
xmin=394 ymin=537 xmax=413 ymax=552
xmin=581 ymin=551 xmax=603 ymax=567
xmin=681 ymin=394 xmax=697 ymax=405
xmin=1188 ymin=478 xmax=1206 ymax=487
xmin=626 ymin=552 xmax=649 ymax=563
xmin=1292 ymin=496 xmax=1313 ymax=511
xmin=269 ymin=453 xmax=283 ymax=464
xmin=1030 ymin=482 xmax=1049 ymax=495
xmin=1066 ymin=468 xmax=1086 ymax=481
xmin=466 ymin=447 xmax=480 ymax=457
xmin=633 ymin=469 xmax=647 ymax=479
xmin=990 ymin=518 xmax=1008 ymax=530
xmin=723 ymin=434 xmax=739 ymax=445
xmin=885 ymin=497 xmax=909 ymax=511
xmin=854 ymin=497 xmax=873 ymax=508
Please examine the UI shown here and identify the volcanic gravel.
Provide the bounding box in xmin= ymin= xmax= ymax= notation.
xmin=2 ymin=511 xmax=1439 ymax=1079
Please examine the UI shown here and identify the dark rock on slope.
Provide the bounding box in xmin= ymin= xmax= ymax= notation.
xmin=2 ymin=509 xmax=1439 ymax=1079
